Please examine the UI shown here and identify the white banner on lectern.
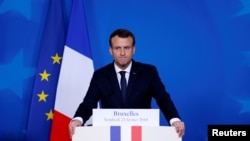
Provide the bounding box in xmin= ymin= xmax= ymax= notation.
xmin=92 ymin=109 xmax=159 ymax=126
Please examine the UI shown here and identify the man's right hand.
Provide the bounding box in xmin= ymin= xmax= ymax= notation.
xmin=69 ymin=120 xmax=82 ymax=137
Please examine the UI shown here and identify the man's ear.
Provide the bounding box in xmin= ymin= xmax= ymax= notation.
xmin=133 ymin=46 xmax=136 ymax=54
xmin=109 ymin=47 xmax=113 ymax=55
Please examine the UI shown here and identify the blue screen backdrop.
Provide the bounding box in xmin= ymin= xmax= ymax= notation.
xmin=0 ymin=0 xmax=249 ymax=141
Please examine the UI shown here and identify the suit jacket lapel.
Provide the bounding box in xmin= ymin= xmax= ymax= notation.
xmin=107 ymin=64 xmax=124 ymax=106
xmin=125 ymin=61 xmax=139 ymax=105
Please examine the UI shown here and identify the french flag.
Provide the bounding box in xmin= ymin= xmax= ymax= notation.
xmin=50 ymin=0 xmax=94 ymax=140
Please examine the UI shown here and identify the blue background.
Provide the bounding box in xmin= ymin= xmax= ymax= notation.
xmin=0 ymin=0 xmax=250 ymax=140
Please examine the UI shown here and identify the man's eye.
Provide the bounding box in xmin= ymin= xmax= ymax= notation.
xmin=125 ymin=47 xmax=131 ymax=50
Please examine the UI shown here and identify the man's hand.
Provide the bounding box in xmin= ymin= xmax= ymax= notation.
xmin=172 ymin=121 xmax=185 ymax=137
xmin=68 ymin=120 xmax=82 ymax=137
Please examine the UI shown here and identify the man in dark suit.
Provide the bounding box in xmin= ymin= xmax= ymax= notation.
xmin=69 ymin=28 xmax=185 ymax=137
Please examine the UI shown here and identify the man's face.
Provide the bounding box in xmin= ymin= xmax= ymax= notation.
xmin=109 ymin=35 xmax=135 ymax=69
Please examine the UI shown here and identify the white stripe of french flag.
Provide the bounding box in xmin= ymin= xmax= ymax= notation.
xmin=50 ymin=0 xmax=94 ymax=140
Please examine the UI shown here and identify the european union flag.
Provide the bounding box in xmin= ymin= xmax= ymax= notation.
xmin=26 ymin=0 xmax=67 ymax=140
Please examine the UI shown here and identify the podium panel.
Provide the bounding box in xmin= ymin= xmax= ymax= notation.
xmin=142 ymin=126 xmax=181 ymax=141
xmin=73 ymin=126 xmax=110 ymax=141
xmin=72 ymin=126 xmax=181 ymax=141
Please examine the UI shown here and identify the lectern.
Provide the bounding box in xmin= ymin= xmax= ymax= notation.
xmin=72 ymin=109 xmax=182 ymax=141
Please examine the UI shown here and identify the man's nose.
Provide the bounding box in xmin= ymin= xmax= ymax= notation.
xmin=120 ymin=48 xmax=125 ymax=55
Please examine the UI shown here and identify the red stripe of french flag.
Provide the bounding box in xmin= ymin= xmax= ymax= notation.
xmin=132 ymin=126 xmax=142 ymax=141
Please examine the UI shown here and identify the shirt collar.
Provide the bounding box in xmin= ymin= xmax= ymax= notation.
xmin=114 ymin=61 xmax=132 ymax=74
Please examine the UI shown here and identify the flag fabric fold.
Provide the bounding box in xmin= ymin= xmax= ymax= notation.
xmin=50 ymin=0 xmax=94 ymax=140
xmin=26 ymin=0 xmax=66 ymax=140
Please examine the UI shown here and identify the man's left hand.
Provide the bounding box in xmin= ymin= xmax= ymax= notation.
xmin=172 ymin=121 xmax=185 ymax=137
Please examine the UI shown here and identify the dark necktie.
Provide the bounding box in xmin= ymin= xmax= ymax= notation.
xmin=119 ymin=71 xmax=127 ymax=102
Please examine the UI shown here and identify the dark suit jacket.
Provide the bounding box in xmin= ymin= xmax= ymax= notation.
xmin=74 ymin=60 xmax=181 ymax=124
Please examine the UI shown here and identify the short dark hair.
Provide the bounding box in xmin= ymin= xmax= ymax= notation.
xmin=109 ymin=28 xmax=135 ymax=47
